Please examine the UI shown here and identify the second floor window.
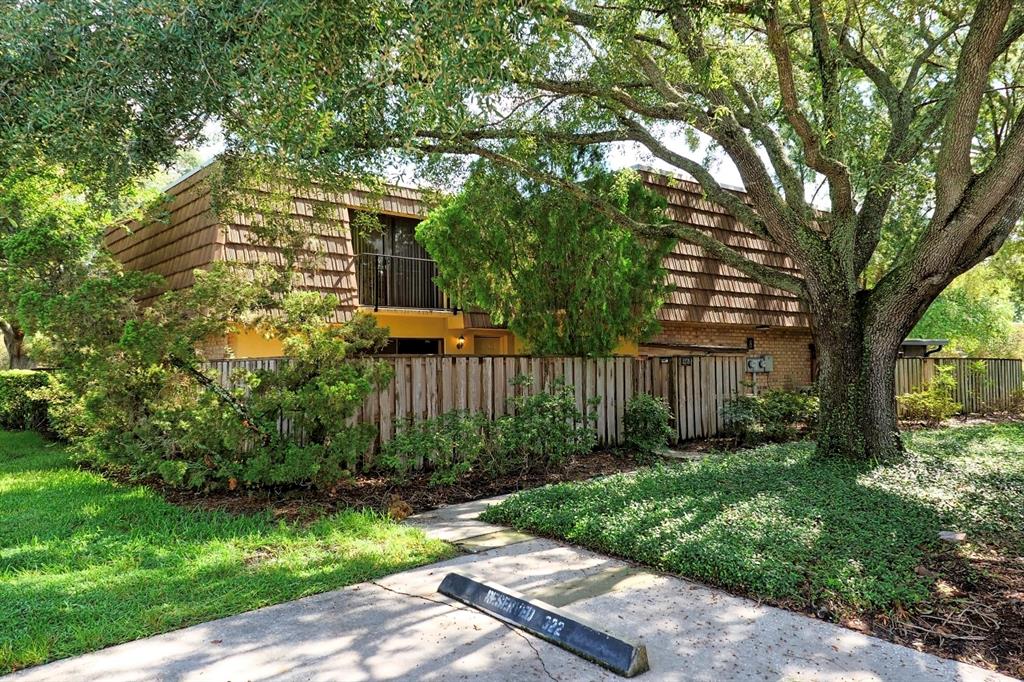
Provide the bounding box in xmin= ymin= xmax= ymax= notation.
xmin=352 ymin=212 xmax=448 ymax=310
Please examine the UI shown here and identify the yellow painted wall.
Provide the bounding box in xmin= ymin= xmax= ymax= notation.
xmin=225 ymin=307 xmax=640 ymax=359
xmin=370 ymin=309 xmax=518 ymax=355
xmin=614 ymin=339 xmax=639 ymax=355
xmin=225 ymin=308 xmax=521 ymax=358
xmin=228 ymin=329 xmax=285 ymax=358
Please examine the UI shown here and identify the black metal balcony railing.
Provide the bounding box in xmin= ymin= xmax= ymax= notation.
xmin=356 ymin=253 xmax=451 ymax=310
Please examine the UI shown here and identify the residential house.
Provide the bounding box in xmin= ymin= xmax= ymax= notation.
xmin=104 ymin=162 xmax=815 ymax=388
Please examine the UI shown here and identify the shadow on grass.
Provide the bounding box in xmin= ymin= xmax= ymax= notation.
xmin=484 ymin=425 xmax=1024 ymax=613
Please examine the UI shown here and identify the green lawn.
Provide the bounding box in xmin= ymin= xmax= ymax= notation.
xmin=0 ymin=431 xmax=455 ymax=673
xmin=483 ymin=423 xmax=1024 ymax=613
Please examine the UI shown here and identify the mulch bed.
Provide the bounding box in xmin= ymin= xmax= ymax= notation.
xmin=866 ymin=543 xmax=1024 ymax=678
xmin=149 ymin=450 xmax=641 ymax=521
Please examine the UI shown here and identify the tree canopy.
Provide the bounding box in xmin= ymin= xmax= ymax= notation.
xmin=6 ymin=0 xmax=1024 ymax=458
xmin=912 ymin=265 xmax=1024 ymax=357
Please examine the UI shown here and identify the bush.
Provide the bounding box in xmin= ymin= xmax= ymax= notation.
xmin=239 ymin=438 xmax=377 ymax=489
xmin=723 ymin=387 xmax=819 ymax=445
xmin=73 ymin=377 xmax=252 ymax=488
xmin=491 ymin=377 xmax=598 ymax=471
xmin=624 ymin=393 xmax=673 ymax=461
xmin=898 ymin=365 xmax=961 ymax=425
xmin=25 ymin=372 xmax=89 ymax=441
xmin=0 ymin=370 xmax=51 ymax=432
xmin=379 ymin=377 xmax=598 ymax=485
xmin=381 ymin=411 xmax=489 ymax=485
xmin=72 ymin=306 xmax=393 ymax=491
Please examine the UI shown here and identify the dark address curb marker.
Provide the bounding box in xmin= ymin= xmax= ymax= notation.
xmin=438 ymin=572 xmax=649 ymax=678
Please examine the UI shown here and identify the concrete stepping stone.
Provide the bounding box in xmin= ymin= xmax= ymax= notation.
xmin=405 ymin=495 xmax=512 ymax=542
xmin=453 ymin=529 xmax=537 ymax=553
xmin=660 ymin=448 xmax=707 ymax=461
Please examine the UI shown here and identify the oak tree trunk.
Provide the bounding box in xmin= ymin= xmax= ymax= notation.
xmin=811 ymin=296 xmax=904 ymax=460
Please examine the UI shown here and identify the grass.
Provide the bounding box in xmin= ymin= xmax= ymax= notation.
xmin=482 ymin=423 xmax=1024 ymax=614
xmin=0 ymin=431 xmax=455 ymax=673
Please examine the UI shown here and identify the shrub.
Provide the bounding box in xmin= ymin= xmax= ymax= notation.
xmin=381 ymin=411 xmax=489 ymax=485
xmin=72 ymin=305 xmax=393 ymax=491
xmin=1004 ymin=389 xmax=1024 ymax=414
xmin=898 ymin=365 xmax=961 ymax=425
xmin=379 ymin=377 xmax=598 ymax=485
xmin=239 ymin=439 xmax=375 ymax=489
xmin=624 ymin=393 xmax=673 ymax=461
xmin=0 ymin=370 xmax=51 ymax=432
xmin=73 ymin=376 xmax=252 ymax=488
xmin=723 ymin=387 xmax=819 ymax=445
xmin=758 ymin=389 xmax=819 ymax=440
xmin=25 ymin=372 xmax=89 ymax=441
xmin=491 ymin=376 xmax=598 ymax=471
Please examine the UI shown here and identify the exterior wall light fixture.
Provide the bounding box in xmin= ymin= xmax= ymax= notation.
xmin=456 ymin=335 xmax=466 ymax=350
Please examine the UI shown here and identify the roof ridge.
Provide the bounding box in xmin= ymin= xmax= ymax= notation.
xmin=629 ymin=164 xmax=749 ymax=195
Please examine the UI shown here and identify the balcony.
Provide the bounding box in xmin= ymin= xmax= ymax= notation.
xmin=356 ymin=252 xmax=451 ymax=311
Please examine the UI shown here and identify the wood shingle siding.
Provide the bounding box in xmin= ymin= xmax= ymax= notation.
xmin=103 ymin=162 xmax=436 ymax=324
xmin=639 ymin=169 xmax=811 ymax=329
xmin=104 ymin=165 xmax=222 ymax=305
xmin=221 ymin=180 xmax=430 ymax=323
xmin=105 ymin=161 xmax=812 ymax=356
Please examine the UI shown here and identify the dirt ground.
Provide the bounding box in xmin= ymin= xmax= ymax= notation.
xmin=870 ymin=543 xmax=1024 ymax=678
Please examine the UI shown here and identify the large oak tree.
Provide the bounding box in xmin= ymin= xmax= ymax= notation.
xmin=5 ymin=0 xmax=1024 ymax=458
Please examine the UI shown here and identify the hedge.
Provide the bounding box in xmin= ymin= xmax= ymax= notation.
xmin=0 ymin=370 xmax=51 ymax=432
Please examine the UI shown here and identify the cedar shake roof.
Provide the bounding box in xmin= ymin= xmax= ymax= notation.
xmin=638 ymin=168 xmax=811 ymax=329
xmin=105 ymin=161 xmax=810 ymax=329
xmin=104 ymin=164 xmax=220 ymax=304
xmin=104 ymin=162 xmax=429 ymax=322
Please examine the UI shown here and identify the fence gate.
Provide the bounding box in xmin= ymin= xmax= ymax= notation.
xmin=630 ymin=355 xmax=746 ymax=442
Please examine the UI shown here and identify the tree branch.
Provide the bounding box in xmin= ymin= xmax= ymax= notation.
xmin=664 ymin=6 xmax=826 ymax=269
xmin=416 ymin=140 xmax=807 ymax=295
xmin=835 ymin=27 xmax=899 ymax=114
xmin=942 ymin=106 xmax=1024 ymax=240
xmin=617 ymin=115 xmax=772 ymax=239
xmin=996 ymin=10 xmax=1024 ymax=55
xmin=417 ymin=127 xmax=634 ymax=146
xmin=809 ymin=0 xmax=842 ymax=156
xmin=765 ymin=8 xmax=855 ymax=221
xmin=933 ymin=0 xmax=1012 ymax=224
xmin=171 ymin=356 xmax=272 ymax=445
xmin=729 ymin=80 xmax=809 ymax=215
xmin=522 ymin=76 xmax=690 ymax=121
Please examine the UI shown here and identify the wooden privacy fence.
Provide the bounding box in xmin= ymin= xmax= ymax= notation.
xmin=204 ymin=354 xmax=1023 ymax=467
xmin=207 ymin=354 xmax=748 ymax=451
xmin=895 ymin=357 xmax=1023 ymax=414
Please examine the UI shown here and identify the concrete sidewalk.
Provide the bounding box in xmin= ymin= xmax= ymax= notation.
xmin=6 ymin=497 xmax=1017 ymax=682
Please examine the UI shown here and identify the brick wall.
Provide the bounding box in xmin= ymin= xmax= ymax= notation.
xmin=642 ymin=322 xmax=815 ymax=390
